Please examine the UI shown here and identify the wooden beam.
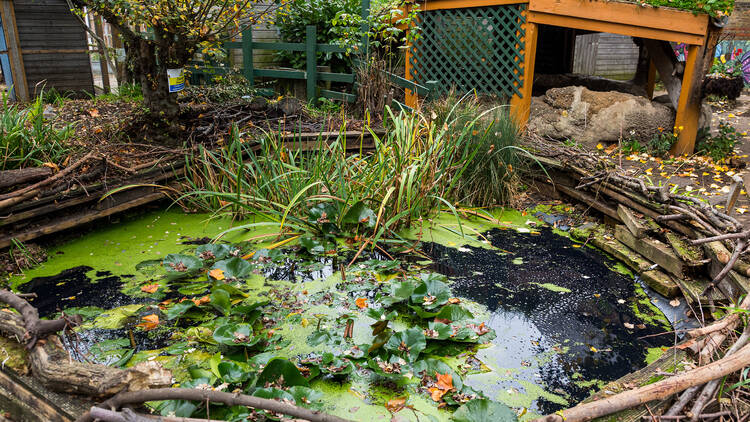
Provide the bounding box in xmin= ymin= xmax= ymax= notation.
xmin=0 ymin=0 xmax=29 ymax=101
xmin=510 ymin=19 xmax=538 ymax=126
xmin=672 ymin=44 xmax=703 ymax=155
xmin=417 ymin=0 xmax=528 ymax=11
xmin=404 ymin=37 xmax=417 ymax=108
xmin=529 ymin=0 xmax=708 ymax=37
xmin=528 ymin=12 xmax=705 ymax=45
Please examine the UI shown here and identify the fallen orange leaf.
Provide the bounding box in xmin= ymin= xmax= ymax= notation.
xmin=208 ymin=268 xmax=225 ymax=280
xmin=428 ymin=387 xmax=447 ymax=401
xmin=385 ymin=397 xmax=406 ymax=413
xmin=192 ymin=295 xmax=210 ymax=306
xmin=88 ymin=108 xmax=100 ymax=117
xmin=436 ymin=372 xmax=453 ymax=391
xmin=136 ymin=314 xmax=160 ymax=331
xmin=141 ymin=283 xmax=160 ymax=293
xmin=355 ymin=298 xmax=368 ymax=309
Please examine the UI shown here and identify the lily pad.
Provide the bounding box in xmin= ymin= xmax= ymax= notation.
xmin=210 ymin=288 xmax=232 ymax=316
xmin=211 ymin=257 xmax=252 ymax=280
xmin=166 ymin=301 xmax=196 ymax=320
xmin=452 ymin=399 xmax=518 ymax=422
xmin=342 ymin=201 xmax=376 ymax=228
xmin=257 ymin=358 xmax=309 ymax=387
xmin=163 ymin=254 xmax=203 ymax=273
xmin=320 ymin=353 xmax=354 ymax=377
xmin=385 ymin=327 xmax=426 ymax=363
xmin=410 ymin=277 xmax=451 ymax=310
xmin=379 ymin=281 xmax=415 ymax=307
xmin=212 ymin=323 xmax=260 ymax=348
xmin=196 ymin=244 xmax=235 ymax=260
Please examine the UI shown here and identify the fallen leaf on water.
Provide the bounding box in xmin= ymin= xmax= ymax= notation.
xmin=208 ymin=268 xmax=225 ymax=280
xmin=355 ymin=298 xmax=368 ymax=309
xmin=191 ymin=295 xmax=210 ymax=306
xmin=137 ymin=314 xmax=159 ymax=331
xmin=590 ymin=345 xmax=598 ymax=352
xmin=669 ymin=298 xmax=681 ymax=307
xmin=623 ymin=322 xmax=635 ymax=329
xmin=448 ymin=298 xmax=461 ymax=304
xmin=141 ymin=283 xmax=159 ymax=293
xmin=436 ymin=372 xmax=453 ymax=391
xmin=386 ymin=397 xmax=406 ymax=413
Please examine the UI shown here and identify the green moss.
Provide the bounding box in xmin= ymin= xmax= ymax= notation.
xmin=637 ymin=0 xmax=734 ymax=18
xmin=530 ymin=282 xmax=572 ymax=293
xmin=644 ymin=347 xmax=666 ymax=365
xmin=631 ymin=283 xmax=671 ymax=330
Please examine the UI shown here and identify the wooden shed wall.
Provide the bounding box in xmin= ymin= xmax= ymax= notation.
xmin=573 ymin=33 xmax=639 ymax=80
xmin=14 ymin=0 xmax=94 ymax=96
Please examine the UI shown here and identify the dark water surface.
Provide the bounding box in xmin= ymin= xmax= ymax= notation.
xmin=424 ymin=227 xmax=672 ymax=413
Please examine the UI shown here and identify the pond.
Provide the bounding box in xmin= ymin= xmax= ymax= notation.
xmin=11 ymin=208 xmax=678 ymax=420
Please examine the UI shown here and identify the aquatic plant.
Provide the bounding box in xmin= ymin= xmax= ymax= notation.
xmin=0 ymin=92 xmax=73 ymax=170
xmin=181 ymin=100 xmax=523 ymax=250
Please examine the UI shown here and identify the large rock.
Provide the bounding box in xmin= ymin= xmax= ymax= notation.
xmin=528 ymin=86 xmax=676 ymax=147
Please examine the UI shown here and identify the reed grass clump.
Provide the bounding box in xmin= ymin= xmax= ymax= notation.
xmin=181 ymin=96 xmax=524 ymax=242
xmin=0 ymin=93 xmax=73 ymax=170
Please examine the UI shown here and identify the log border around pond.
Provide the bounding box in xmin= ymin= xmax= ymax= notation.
xmin=0 ymin=131 xmax=380 ymax=251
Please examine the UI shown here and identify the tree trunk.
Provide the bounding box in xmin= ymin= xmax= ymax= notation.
xmin=135 ymin=39 xmax=179 ymax=121
xmin=643 ymin=39 xmax=683 ymax=109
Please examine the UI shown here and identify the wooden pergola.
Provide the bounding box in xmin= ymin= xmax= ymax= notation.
xmin=405 ymin=0 xmax=714 ymax=154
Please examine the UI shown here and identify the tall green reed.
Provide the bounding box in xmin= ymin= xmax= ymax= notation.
xmin=180 ymin=98 xmax=523 ymax=243
xmin=0 ymin=92 xmax=73 ymax=170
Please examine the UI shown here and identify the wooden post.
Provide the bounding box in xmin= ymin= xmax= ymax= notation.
xmin=404 ymin=38 xmax=417 ymax=108
xmin=110 ymin=25 xmax=125 ymax=85
xmin=306 ymin=25 xmax=317 ymax=103
xmin=0 ymin=0 xmax=28 ymax=101
xmin=646 ymin=59 xmax=656 ymax=100
xmin=360 ymin=0 xmax=370 ymax=57
xmin=672 ymin=44 xmax=703 ymax=156
xmin=242 ymin=27 xmax=253 ymax=87
xmin=510 ymin=19 xmax=538 ymax=126
xmin=94 ymin=15 xmax=110 ymax=94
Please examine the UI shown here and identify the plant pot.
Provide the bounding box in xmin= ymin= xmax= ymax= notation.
xmin=703 ymin=74 xmax=744 ymax=100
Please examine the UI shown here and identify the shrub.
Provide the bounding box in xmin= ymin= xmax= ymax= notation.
xmin=696 ymin=121 xmax=740 ymax=162
xmin=0 ymin=93 xmax=73 ymax=170
xmin=275 ymin=0 xmax=360 ymax=72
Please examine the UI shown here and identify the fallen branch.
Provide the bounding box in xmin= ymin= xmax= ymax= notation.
xmin=0 ymin=289 xmax=79 ymax=348
xmin=0 ymin=151 xmax=96 ymax=203
xmin=641 ymin=411 xmax=731 ymax=420
xmin=76 ymin=388 xmax=354 ymax=422
xmin=90 ymin=407 xmax=223 ymax=421
xmin=531 ymin=343 xmax=750 ymax=422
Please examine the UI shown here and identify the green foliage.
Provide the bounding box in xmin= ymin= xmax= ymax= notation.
xmin=274 ymin=0 xmax=359 ymax=71
xmin=637 ymin=0 xmax=734 ymax=18
xmin=452 ymin=399 xmax=518 ymax=422
xmin=181 ymin=102 xmax=523 ymax=248
xmin=0 ymin=92 xmax=73 ymax=170
xmin=696 ymin=121 xmax=740 ymax=161
xmin=710 ymin=50 xmax=745 ymax=77
xmin=648 ymin=128 xmax=679 ymax=157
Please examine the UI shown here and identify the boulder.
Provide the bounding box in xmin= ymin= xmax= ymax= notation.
xmin=528 ymin=86 xmax=676 ymax=147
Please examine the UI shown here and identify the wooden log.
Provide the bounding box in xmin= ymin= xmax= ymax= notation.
xmin=532 ymin=342 xmax=750 ymax=422
xmin=0 ymin=167 xmax=53 ymax=190
xmin=617 ymin=204 xmax=648 ymax=239
xmin=664 ymin=231 xmax=706 ymax=267
xmin=615 ymin=225 xmax=687 ymax=279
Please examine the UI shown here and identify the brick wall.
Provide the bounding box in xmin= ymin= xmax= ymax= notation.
xmin=726 ymin=1 xmax=750 ymax=40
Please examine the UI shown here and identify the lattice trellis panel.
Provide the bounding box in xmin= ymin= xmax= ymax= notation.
xmin=409 ymin=5 xmax=527 ymax=99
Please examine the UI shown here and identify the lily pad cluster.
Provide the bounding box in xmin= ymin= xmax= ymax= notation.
xmin=63 ymin=241 xmax=516 ymax=421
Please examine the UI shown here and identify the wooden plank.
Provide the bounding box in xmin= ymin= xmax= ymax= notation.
xmin=404 ymin=36 xmax=416 ymax=108
xmin=0 ymin=368 xmax=72 ymax=422
xmin=617 ymin=204 xmax=648 ymax=238
xmin=0 ymin=0 xmax=29 ymax=101
xmin=510 ymin=18 xmax=538 ymax=125
xmin=21 ymin=48 xmax=88 ymax=54
xmin=0 ymin=191 xmax=167 ymax=249
xmin=529 ymin=0 xmax=708 ymax=37
xmin=672 ymin=44 xmax=702 ymax=155
xmin=528 ymin=12 xmax=706 ymax=45
xmin=615 ymin=225 xmax=687 ymax=279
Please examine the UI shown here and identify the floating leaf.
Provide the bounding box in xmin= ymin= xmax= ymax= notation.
xmin=210 ymin=288 xmax=232 ymax=316
xmin=257 ymin=358 xmax=309 ymax=387
xmin=196 ymin=244 xmax=234 ymax=260
xmin=355 ymin=298 xmax=368 ymax=309
xmin=163 ymin=254 xmax=202 ymax=273
xmin=379 ymin=281 xmax=415 ymax=307
xmin=208 ymin=268 xmax=225 ymax=280
xmin=136 ymin=314 xmax=159 ymax=331
xmin=140 ymin=283 xmax=159 ymax=293
xmin=320 ymin=353 xmax=354 ymax=376
xmin=385 ymin=327 xmax=426 ymax=362
xmin=212 ymin=323 xmax=259 ymax=348
xmin=386 ymin=397 xmax=407 ymax=413
xmin=212 ymin=257 xmax=252 ymax=280
xmin=410 ymin=277 xmax=451 ymax=310
xmin=342 ymin=201 xmax=376 ymax=228
xmin=166 ymin=301 xmax=195 ymax=320
xmin=452 ymin=399 xmax=518 ymax=422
